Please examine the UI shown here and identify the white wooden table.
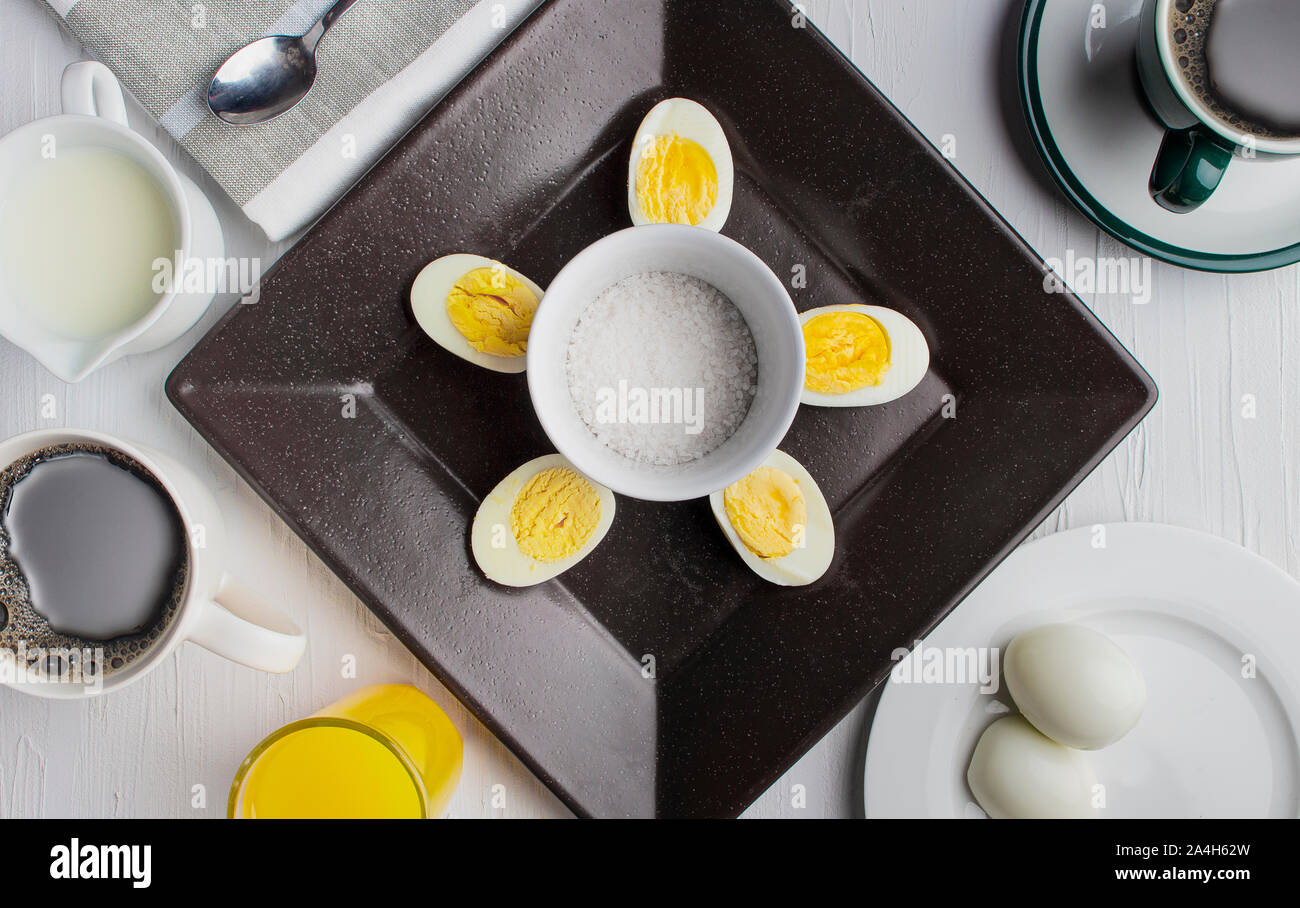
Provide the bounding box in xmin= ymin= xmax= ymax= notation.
xmin=2 ymin=0 xmax=1296 ymax=819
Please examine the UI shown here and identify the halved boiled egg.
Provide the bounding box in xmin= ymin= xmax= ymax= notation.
xmin=709 ymin=449 xmax=833 ymax=586
xmin=411 ymin=253 xmax=544 ymax=374
xmin=627 ymin=98 xmax=734 ymax=232
xmin=471 ymin=454 xmax=616 ymax=587
xmin=799 ymin=304 xmax=930 ymax=407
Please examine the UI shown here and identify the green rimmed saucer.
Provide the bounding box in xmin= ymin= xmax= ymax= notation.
xmin=1019 ymin=0 xmax=1300 ymax=273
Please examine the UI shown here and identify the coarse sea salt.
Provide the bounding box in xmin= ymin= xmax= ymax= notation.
xmin=564 ymin=271 xmax=758 ymax=465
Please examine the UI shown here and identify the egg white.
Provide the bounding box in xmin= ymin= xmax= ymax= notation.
xmin=708 ymin=449 xmax=834 ymax=587
xmin=410 ymin=253 xmax=545 ymax=374
xmin=798 ymin=304 xmax=930 ymax=407
xmin=471 ymin=454 xmax=616 ymax=587
xmin=1004 ymin=623 xmax=1146 ymax=750
xmin=967 ymin=715 xmax=1099 ymax=819
xmin=627 ymin=98 xmax=734 ymax=232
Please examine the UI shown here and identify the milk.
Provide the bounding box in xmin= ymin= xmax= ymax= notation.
xmin=0 ymin=146 xmax=177 ymax=341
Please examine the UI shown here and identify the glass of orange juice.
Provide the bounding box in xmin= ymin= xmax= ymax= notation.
xmin=228 ymin=683 xmax=463 ymax=819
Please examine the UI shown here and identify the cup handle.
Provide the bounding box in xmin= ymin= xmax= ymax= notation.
xmin=1148 ymin=124 xmax=1234 ymax=213
xmin=61 ymin=61 xmax=129 ymax=126
xmin=186 ymin=574 xmax=306 ymax=673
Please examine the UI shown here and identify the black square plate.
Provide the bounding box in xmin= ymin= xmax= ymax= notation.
xmin=168 ymin=0 xmax=1156 ymax=817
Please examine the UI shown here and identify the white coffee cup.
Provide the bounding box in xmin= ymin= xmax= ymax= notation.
xmin=0 ymin=428 xmax=305 ymax=698
xmin=0 ymin=62 xmax=225 ymax=382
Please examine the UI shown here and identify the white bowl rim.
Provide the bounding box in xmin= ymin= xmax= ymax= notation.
xmin=526 ymin=224 xmax=805 ymax=502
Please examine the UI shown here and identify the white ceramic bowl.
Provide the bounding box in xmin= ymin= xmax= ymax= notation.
xmin=527 ymin=225 xmax=804 ymax=502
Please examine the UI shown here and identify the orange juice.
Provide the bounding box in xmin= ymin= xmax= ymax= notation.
xmin=229 ymin=684 xmax=463 ymax=819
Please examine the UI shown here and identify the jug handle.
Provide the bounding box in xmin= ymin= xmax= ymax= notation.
xmin=61 ymin=61 xmax=129 ymax=126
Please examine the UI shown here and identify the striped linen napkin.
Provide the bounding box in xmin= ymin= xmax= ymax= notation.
xmin=43 ymin=0 xmax=542 ymax=240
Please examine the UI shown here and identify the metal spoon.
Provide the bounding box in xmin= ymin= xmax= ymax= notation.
xmin=207 ymin=0 xmax=359 ymax=125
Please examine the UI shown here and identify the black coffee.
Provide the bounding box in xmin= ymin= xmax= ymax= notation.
xmin=1167 ymin=0 xmax=1300 ymax=140
xmin=0 ymin=444 xmax=187 ymax=679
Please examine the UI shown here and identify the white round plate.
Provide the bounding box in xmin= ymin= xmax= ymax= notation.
xmin=864 ymin=523 xmax=1300 ymax=818
xmin=1021 ymin=0 xmax=1300 ymax=271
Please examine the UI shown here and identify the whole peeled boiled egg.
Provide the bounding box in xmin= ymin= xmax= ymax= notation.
xmin=627 ymin=98 xmax=734 ymax=232
xmin=799 ymin=304 xmax=929 ymax=407
xmin=411 ymin=253 xmax=545 ymax=373
xmin=1003 ymin=623 xmax=1146 ymax=750
xmin=709 ymin=449 xmax=834 ymax=586
xmin=471 ymin=454 xmax=615 ymax=587
xmin=967 ymin=715 xmax=1099 ymax=819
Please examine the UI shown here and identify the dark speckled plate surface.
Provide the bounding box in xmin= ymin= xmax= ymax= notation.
xmin=168 ymin=0 xmax=1156 ymax=817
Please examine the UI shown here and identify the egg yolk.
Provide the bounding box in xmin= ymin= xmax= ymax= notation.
xmin=802 ymin=311 xmax=891 ymax=394
xmin=445 ymin=266 xmax=539 ymax=357
xmin=510 ymin=467 xmax=602 ymax=563
xmin=723 ymin=467 xmax=807 ymax=559
xmin=635 ymin=135 xmax=718 ymax=226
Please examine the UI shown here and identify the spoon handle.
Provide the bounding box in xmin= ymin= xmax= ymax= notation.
xmin=303 ymin=0 xmax=360 ymax=52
